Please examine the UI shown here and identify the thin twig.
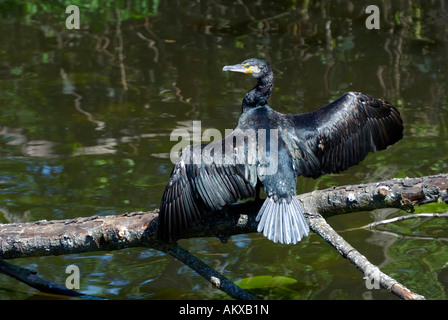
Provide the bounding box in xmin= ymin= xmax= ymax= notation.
xmin=362 ymin=212 xmax=448 ymax=229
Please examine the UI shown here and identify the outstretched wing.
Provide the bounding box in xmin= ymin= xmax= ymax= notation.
xmin=157 ymin=128 xmax=261 ymax=242
xmin=282 ymin=91 xmax=403 ymax=178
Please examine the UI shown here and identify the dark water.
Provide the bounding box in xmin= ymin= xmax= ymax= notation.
xmin=0 ymin=0 xmax=447 ymax=300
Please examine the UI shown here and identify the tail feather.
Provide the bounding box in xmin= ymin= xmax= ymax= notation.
xmin=256 ymin=197 xmax=310 ymax=244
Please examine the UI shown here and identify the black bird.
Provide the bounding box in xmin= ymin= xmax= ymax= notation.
xmin=157 ymin=58 xmax=403 ymax=244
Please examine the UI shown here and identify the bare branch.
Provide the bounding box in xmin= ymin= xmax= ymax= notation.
xmin=362 ymin=211 xmax=448 ymax=229
xmin=0 ymin=212 xmax=158 ymax=260
xmin=0 ymin=174 xmax=446 ymax=299
xmin=308 ymin=214 xmax=425 ymax=300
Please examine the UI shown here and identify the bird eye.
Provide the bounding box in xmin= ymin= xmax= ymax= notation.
xmin=245 ymin=64 xmax=251 ymax=68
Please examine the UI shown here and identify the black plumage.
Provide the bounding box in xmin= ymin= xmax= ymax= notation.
xmin=157 ymin=58 xmax=403 ymax=244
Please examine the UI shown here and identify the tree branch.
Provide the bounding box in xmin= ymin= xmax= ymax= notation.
xmin=299 ymin=174 xmax=448 ymax=217
xmin=0 ymin=212 xmax=158 ymax=260
xmin=0 ymin=174 xmax=447 ymax=299
xmin=361 ymin=211 xmax=448 ymax=229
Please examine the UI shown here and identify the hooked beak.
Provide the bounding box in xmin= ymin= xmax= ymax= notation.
xmin=222 ymin=64 xmax=251 ymax=74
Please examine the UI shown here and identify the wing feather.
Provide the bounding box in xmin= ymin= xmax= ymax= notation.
xmin=158 ymin=129 xmax=257 ymax=242
xmin=284 ymin=91 xmax=403 ymax=178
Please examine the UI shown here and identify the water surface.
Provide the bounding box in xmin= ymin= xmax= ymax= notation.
xmin=0 ymin=0 xmax=447 ymax=300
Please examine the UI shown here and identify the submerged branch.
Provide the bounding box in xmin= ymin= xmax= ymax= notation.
xmin=0 ymin=258 xmax=106 ymax=300
xmin=156 ymin=243 xmax=258 ymax=300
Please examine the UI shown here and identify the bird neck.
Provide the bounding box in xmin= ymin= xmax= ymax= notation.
xmin=242 ymin=74 xmax=274 ymax=113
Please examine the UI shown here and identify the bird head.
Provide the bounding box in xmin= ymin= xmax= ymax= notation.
xmin=222 ymin=58 xmax=270 ymax=79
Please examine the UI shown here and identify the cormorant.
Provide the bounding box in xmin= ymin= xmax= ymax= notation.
xmin=157 ymin=58 xmax=403 ymax=244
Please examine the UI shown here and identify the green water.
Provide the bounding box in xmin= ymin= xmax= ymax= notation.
xmin=0 ymin=0 xmax=447 ymax=300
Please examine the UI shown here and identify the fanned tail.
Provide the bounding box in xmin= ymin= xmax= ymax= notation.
xmin=256 ymin=196 xmax=309 ymax=244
